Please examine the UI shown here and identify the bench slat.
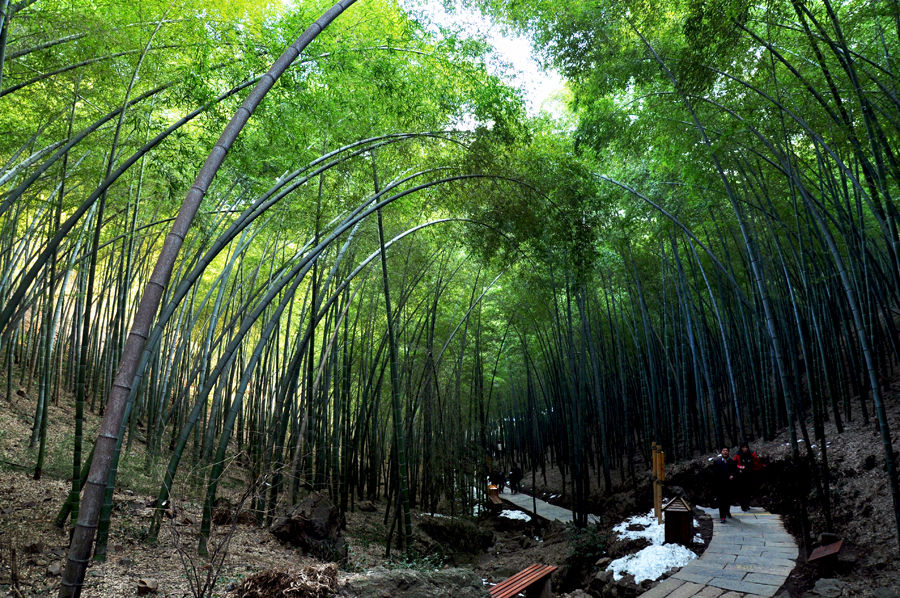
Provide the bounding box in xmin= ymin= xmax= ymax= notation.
xmin=809 ymin=540 xmax=843 ymax=561
xmin=490 ymin=564 xmax=542 ymax=591
xmin=489 ymin=564 xmax=557 ymax=598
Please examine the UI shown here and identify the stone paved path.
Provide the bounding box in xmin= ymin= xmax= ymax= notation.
xmin=497 ymin=487 xmax=601 ymax=525
xmin=638 ymin=507 xmax=797 ymax=598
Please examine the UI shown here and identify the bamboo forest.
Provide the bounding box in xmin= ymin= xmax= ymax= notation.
xmin=1 ymin=0 xmax=899 ymax=596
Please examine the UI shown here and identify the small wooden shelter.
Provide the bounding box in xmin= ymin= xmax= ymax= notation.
xmin=662 ymin=497 xmax=693 ymax=546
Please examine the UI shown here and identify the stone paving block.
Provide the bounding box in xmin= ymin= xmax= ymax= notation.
xmin=694 ymin=587 xmax=725 ymax=597
xmin=708 ymin=577 xmax=781 ymax=597
xmin=683 ymin=560 xmax=728 ymax=573
xmin=702 ymin=551 xmax=735 ymax=559
xmin=699 ymin=554 xmax=735 ymax=561
xmin=765 ymin=541 xmax=795 ymax=549
xmin=702 ymin=548 xmax=739 ymax=555
xmin=760 ymin=548 xmax=798 ymax=560
xmin=671 ymin=570 xmax=713 ymax=585
xmin=707 ymin=540 xmax=739 ymax=548
xmin=765 ymin=541 xmax=795 ymax=550
xmin=741 ymin=540 xmax=771 ymax=547
xmin=757 ymin=529 xmax=788 ymax=537
xmin=710 ymin=530 xmax=745 ymax=537
xmin=668 ymin=581 xmax=707 ymax=598
xmin=728 ymin=555 xmax=795 ymax=569
xmin=719 ymin=593 xmax=744 ymax=598
xmin=637 ymin=578 xmax=684 ymax=598
xmin=683 ymin=565 xmax=746 ymax=580
xmin=716 ymin=536 xmax=762 ymax=545
xmin=745 ymin=572 xmax=787 ymax=586
xmin=700 ymin=552 xmax=738 ymax=563
xmin=726 ymin=563 xmax=793 ymax=576
xmin=766 ymin=521 xmax=793 ymax=537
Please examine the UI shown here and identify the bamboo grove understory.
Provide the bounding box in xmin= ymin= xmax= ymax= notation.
xmin=0 ymin=0 xmax=898 ymax=595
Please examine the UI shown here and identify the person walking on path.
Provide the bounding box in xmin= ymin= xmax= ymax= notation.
xmin=509 ymin=463 xmax=523 ymax=494
xmin=712 ymin=446 xmax=736 ymax=523
xmin=734 ymin=442 xmax=764 ymax=511
xmin=489 ymin=469 xmax=506 ymax=493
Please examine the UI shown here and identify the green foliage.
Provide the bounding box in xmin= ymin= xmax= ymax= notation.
xmin=566 ymin=525 xmax=606 ymax=564
xmin=385 ymin=548 xmax=447 ymax=571
xmin=4 ymin=0 xmax=900 ymax=562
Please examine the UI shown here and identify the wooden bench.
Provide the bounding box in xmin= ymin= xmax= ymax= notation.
xmin=809 ymin=539 xmax=843 ymax=562
xmin=488 ymin=484 xmax=503 ymax=505
xmin=809 ymin=538 xmax=843 ymax=574
xmin=489 ymin=563 xmax=558 ymax=598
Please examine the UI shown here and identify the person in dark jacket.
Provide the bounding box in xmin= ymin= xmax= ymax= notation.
xmin=509 ymin=463 xmax=524 ymax=494
xmin=489 ymin=469 xmax=506 ymax=493
xmin=712 ymin=446 xmax=736 ymax=523
xmin=734 ymin=443 xmax=764 ymax=511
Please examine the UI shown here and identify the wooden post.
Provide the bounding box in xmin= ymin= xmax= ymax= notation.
xmin=651 ymin=443 xmax=665 ymax=524
xmin=652 ymin=443 xmax=660 ymax=522
xmin=658 ymin=449 xmax=665 ymax=524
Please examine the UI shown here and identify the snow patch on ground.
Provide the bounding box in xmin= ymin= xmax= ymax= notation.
xmin=608 ymin=543 xmax=698 ymax=583
xmin=499 ymin=509 xmax=531 ymax=521
xmin=611 ymin=510 xmax=664 ymax=544
xmin=606 ymin=508 xmax=698 ymax=583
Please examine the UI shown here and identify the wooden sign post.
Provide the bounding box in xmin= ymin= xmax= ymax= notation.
xmin=652 ymin=443 xmax=665 ymax=524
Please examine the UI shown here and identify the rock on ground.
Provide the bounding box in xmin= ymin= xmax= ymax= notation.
xmin=804 ymin=577 xmax=845 ymax=598
xmin=270 ymin=492 xmax=348 ymax=563
xmin=418 ymin=515 xmax=494 ymax=560
xmin=337 ymin=566 xmax=489 ymax=598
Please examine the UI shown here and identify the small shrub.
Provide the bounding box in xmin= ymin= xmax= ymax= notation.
xmin=385 ymin=548 xmax=446 ymax=571
xmin=567 ymin=525 xmax=606 ymax=563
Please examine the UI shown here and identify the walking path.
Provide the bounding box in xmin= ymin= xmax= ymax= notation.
xmin=639 ymin=507 xmax=798 ymax=598
xmin=497 ymin=487 xmax=600 ymax=525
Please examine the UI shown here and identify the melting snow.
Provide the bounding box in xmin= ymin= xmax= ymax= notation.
xmin=606 ymin=509 xmax=698 ymax=583
xmin=499 ymin=509 xmax=532 ymax=521
xmin=608 ymin=543 xmax=698 ymax=583
xmin=612 ymin=510 xmax=665 ymax=544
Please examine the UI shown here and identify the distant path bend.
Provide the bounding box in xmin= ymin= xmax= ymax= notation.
xmin=640 ymin=507 xmax=798 ymax=598
xmin=497 ymin=487 xmax=601 ymax=525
